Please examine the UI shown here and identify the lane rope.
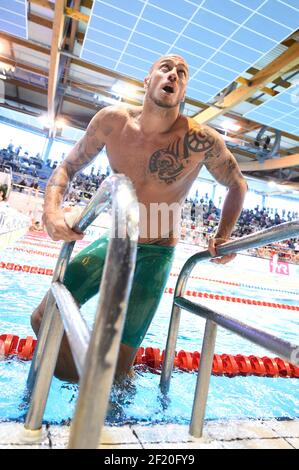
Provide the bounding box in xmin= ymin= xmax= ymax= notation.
xmin=3 ymin=250 xmax=299 ymax=296
xmin=1 ymin=334 xmax=298 ymax=378
xmin=0 ymin=260 xmax=298 ymax=310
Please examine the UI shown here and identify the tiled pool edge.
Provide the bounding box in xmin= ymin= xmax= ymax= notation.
xmin=0 ymin=418 xmax=298 ymax=449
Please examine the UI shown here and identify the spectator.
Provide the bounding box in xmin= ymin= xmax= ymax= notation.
xmin=0 ymin=184 xmax=8 ymax=201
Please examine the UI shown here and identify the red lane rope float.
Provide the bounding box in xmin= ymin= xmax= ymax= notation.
xmin=170 ymin=272 xmax=240 ymax=287
xmin=11 ymin=247 xmax=82 ymax=258
xmin=0 ymin=261 xmax=298 ymax=311
xmin=22 ymin=235 xmax=90 ymax=248
xmin=16 ymin=240 xmax=62 ymax=250
xmin=0 ymin=334 xmax=36 ymax=360
xmin=1 ymin=335 xmax=298 ymax=378
xmin=164 ymin=287 xmax=299 ymax=311
xmin=6 ymin=250 xmax=298 ymax=297
xmin=12 ymin=247 xmax=59 ymax=258
xmin=170 ymin=272 xmax=299 ymax=296
xmin=0 ymin=261 xmax=53 ymax=276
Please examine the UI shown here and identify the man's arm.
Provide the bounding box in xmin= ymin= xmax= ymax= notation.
xmin=44 ymin=108 xmax=112 ymax=241
xmin=201 ymin=126 xmax=248 ymax=262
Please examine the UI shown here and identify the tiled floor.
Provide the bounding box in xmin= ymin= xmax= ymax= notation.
xmin=0 ymin=419 xmax=298 ymax=449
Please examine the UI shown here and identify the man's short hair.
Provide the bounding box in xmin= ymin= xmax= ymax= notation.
xmin=149 ymin=54 xmax=189 ymax=75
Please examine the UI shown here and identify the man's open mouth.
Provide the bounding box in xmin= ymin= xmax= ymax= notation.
xmin=162 ymin=85 xmax=175 ymax=94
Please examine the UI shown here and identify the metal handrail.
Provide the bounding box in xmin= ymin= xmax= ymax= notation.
xmin=24 ymin=174 xmax=139 ymax=449
xmin=160 ymin=219 xmax=299 ymax=438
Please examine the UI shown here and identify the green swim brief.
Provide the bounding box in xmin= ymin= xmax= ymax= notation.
xmin=63 ymin=234 xmax=175 ymax=349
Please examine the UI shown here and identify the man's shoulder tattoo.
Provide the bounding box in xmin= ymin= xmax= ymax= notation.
xmin=149 ymin=126 xmax=218 ymax=184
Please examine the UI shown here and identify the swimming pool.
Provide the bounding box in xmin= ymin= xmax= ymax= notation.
xmin=0 ymin=232 xmax=298 ymax=425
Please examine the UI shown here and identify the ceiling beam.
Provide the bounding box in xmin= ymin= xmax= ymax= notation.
xmin=246 ymin=66 xmax=293 ymax=89
xmin=81 ymin=0 xmax=92 ymax=7
xmin=0 ymin=102 xmax=42 ymax=118
xmin=62 ymin=1 xmax=81 ymax=86
xmin=48 ymin=0 xmax=65 ymax=120
xmin=235 ymin=77 xmax=278 ymax=97
xmin=70 ymin=80 xmax=141 ymax=106
xmin=0 ymin=32 xmax=50 ymax=55
xmin=5 ymin=78 xmax=47 ymax=94
xmin=58 ymin=0 xmax=82 ymax=121
xmin=194 ymin=41 xmax=299 ymax=123
xmin=5 ymin=77 xmax=97 ymax=109
xmin=62 ymin=95 xmax=96 ymax=110
xmin=239 ymin=154 xmax=299 ymax=172
xmin=29 ymin=0 xmax=54 ymax=10
xmin=69 ymin=55 xmax=145 ymax=88
xmin=230 ymin=147 xmax=258 ymax=160
xmin=64 ymin=6 xmax=89 ymax=23
xmin=5 ymin=95 xmax=47 ymax=111
xmin=0 ymin=56 xmax=48 ymax=76
xmin=30 ymin=0 xmax=93 ymax=12
xmin=28 ymin=13 xmax=53 ymax=29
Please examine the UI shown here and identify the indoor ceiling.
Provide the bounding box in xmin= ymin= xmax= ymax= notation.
xmin=0 ymin=0 xmax=298 ymax=191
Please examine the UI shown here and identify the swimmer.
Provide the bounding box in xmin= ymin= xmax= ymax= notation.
xmin=31 ymin=54 xmax=248 ymax=382
xmin=0 ymin=184 xmax=8 ymax=202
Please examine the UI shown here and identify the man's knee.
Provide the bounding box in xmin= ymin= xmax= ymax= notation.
xmin=30 ymin=294 xmax=48 ymax=335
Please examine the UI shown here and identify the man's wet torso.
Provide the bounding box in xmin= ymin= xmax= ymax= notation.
xmin=104 ymin=106 xmax=207 ymax=246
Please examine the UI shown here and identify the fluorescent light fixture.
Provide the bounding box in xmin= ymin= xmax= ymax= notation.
xmin=38 ymin=115 xmax=54 ymax=128
xmin=0 ymin=62 xmax=14 ymax=73
xmin=55 ymin=119 xmax=66 ymax=129
xmin=221 ymin=120 xmax=241 ymax=132
xmin=111 ymin=82 xmax=137 ymax=99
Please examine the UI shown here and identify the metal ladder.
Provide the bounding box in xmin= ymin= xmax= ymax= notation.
xmin=160 ymin=219 xmax=299 ymax=438
xmin=23 ymin=174 xmax=139 ymax=449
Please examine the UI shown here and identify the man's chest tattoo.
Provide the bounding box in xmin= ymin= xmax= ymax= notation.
xmin=149 ymin=128 xmax=216 ymax=184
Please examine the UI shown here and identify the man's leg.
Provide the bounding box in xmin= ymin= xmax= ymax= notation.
xmin=31 ymin=293 xmax=138 ymax=382
xmin=31 ymin=292 xmax=79 ymax=382
xmin=30 ymin=241 xmax=174 ymax=382
xmin=119 ymin=244 xmax=175 ymax=373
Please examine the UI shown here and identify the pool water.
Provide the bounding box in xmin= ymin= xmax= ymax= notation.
xmin=0 ymin=235 xmax=298 ymax=425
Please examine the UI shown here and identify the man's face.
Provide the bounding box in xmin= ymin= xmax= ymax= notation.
xmin=145 ymin=55 xmax=189 ymax=109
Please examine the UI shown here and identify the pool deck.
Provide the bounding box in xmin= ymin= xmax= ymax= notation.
xmin=0 ymin=419 xmax=298 ymax=449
